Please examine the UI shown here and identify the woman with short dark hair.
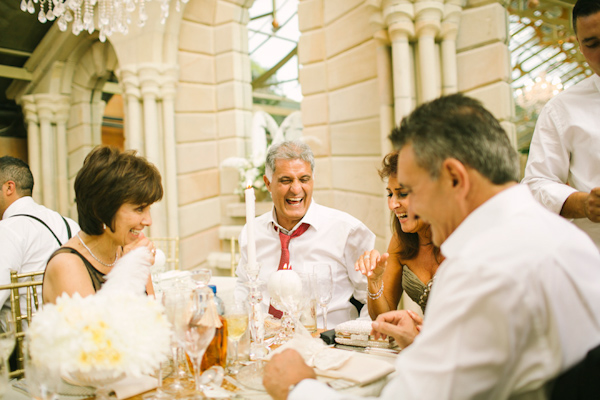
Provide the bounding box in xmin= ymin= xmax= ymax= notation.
xmin=43 ymin=146 xmax=163 ymax=304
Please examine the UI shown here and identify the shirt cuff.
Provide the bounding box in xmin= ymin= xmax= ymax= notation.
xmin=538 ymin=183 xmax=578 ymax=215
xmin=288 ymin=379 xmax=341 ymax=400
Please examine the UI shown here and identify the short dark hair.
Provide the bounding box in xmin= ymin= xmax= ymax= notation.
xmin=573 ymin=0 xmax=600 ymax=34
xmin=379 ymin=152 xmax=440 ymax=261
xmin=390 ymin=94 xmax=519 ymax=185
xmin=0 ymin=156 xmax=33 ymax=196
xmin=75 ymin=146 xmax=163 ymax=235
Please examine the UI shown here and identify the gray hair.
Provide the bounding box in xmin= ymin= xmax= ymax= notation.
xmin=265 ymin=140 xmax=315 ymax=181
xmin=0 ymin=156 xmax=34 ymax=196
xmin=390 ymin=94 xmax=519 ymax=184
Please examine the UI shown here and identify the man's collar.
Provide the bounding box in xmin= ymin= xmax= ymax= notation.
xmin=2 ymin=196 xmax=34 ymax=220
xmin=269 ymin=200 xmax=319 ymax=234
xmin=441 ymin=184 xmax=530 ymax=259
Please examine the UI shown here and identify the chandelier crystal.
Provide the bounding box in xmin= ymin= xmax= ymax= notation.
xmin=20 ymin=0 xmax=189 ymax=42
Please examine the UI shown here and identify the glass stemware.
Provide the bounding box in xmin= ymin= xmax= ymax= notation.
xmin=161 ymin=287 xmax=195 ymax=394
xmin=314 ymin=263 xmax=333 ymax=329
xmin=0 ymin=315 xmax=15 ymax=398
xmin=224 ymin=301 xmax=249 ymax=374
xmin=190 ymin=269 xmax=212 ymax=289
xmin=182 ymin=289 xmax=216 ymax=398
xmin=24 ymin=339 xmax=60 ymax=400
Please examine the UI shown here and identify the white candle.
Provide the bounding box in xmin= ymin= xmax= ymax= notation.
xmin=245 ymin=184 xmax=257 ymax=268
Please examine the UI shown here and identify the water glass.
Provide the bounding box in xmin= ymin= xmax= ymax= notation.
xmin=190 ymin=269 xmax=212 ymax=289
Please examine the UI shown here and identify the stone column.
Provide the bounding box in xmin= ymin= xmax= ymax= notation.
xmin=119 ymin=67 xmax=143 ymax=152
xmin=139 ymin=64 xmax=165 ymax=238
xmin=35 ymin=95 xmax=57 ymax=211
xmin=414 ymin=0 xmax=443 ymax=103
xmin=160 ymin=66 xmax=180 ymax=239
xmin=384 ymin=0 xmax=415 ymax=124
xmin=21 ymin=96 xmax=41 ymax=203
xmin=440 ymin=0 xmax=462 ymax=95
xmin=55 ymin=97 xmax=71 ymax=216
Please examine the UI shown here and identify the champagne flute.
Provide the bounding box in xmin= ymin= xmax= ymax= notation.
xmin=182 ymin=289 xmax=216 ymax=397
xmin=161 ymin=287 xmax=195 ymax=394
xmin=314 ymin=264 xmax=333 ymax=329
xmin=224 ymin=301 xmax=249 ymax=374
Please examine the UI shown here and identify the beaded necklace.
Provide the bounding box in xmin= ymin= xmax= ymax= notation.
xmin=76 ymin=233 xmax=119 ymax=267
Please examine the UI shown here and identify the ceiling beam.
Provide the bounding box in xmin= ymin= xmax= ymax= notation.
xmin=0 ymin=65 xmax=32 ymax=81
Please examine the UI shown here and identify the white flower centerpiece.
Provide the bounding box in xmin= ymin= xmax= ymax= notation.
xmin=26 ymin=247 xmax=171 ymax=396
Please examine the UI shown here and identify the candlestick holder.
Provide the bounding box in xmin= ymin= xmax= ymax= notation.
xmin=245 ymin=263 xmax=269 ymax=360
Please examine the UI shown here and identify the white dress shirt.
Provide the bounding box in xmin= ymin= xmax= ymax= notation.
xmin=235 ymin=201 xmax=374 ymax=329
xmin=522 ymin=74 xmax=600 ymax=250
xmin=0 ymin=197 xmax=80 ymax=315
xmin=291 ymin=185 xmax=600 ymax=400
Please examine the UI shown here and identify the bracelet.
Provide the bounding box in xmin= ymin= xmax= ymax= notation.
xmin=367 ymin=280 xmax=384 ymax=300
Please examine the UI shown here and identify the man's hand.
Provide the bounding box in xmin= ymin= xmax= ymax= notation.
xmin=263 ymin=349 xmax=316 ymax=400
xmin=584 ymin=188 xmax=600 ymax=222
xmin=370 ymin=310 xmax=421 ymax=348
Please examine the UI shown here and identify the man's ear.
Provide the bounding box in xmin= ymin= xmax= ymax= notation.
xmin=442 ymin=159 xmax=470 ymax=196
xmin=3 ymin=180 xmax=17 ymax=196
xmin=263 ymin=175 xmax=271 ymax=192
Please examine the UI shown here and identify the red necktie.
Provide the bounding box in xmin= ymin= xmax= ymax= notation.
xmin=269 ymin=223 xmax=310 ymax=318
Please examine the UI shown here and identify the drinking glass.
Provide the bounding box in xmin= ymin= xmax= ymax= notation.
xmin=161 ymin=287 xmax=195 ymax=394
xmin=190 ymin=269 xmax=212 ymax=289
xmin=182 ymin=289 xmax=216 ymax=397
xmin=224 ymin=301 xmax=249 ymax=374
xmin=314 ymin=264 xmax=333 ymax=329
xmin=24 ymin=340 xmax=60 ymax=400
xmin=0 ymin=315 xmax=15 ymax=398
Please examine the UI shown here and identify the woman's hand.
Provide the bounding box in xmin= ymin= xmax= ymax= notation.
xmin=370 ymin=310 xmax=421 ymax=349
xmin=355 ymin=250 xmax=389 ymax=280
xmin=122 ymin=232 xmax=156 ymax=265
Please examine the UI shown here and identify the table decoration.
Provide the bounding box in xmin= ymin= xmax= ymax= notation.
xmin=267 ymin=270 xmax=311 ymax=344
xmin=26 ymin=291 xmax=171 ymax=399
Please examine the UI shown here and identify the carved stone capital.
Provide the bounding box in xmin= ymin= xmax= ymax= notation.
xmin=414 ymin=0 xmax=444 ymax=37
xmin=20 ymin=95 xmax=38 ymax=124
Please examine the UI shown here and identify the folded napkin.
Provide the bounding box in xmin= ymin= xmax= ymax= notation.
xmin=269 ymin=325 xmax=395 ymax=386
xmin=110 ymin=375 xmax=158 ymax=399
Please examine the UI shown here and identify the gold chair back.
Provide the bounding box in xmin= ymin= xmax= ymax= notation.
xmin=149 ymin=237 xmax=180 ymax=270
xmin=0 ymin=270 xmax=44 ymax=378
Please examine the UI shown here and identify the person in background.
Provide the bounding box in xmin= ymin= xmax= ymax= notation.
xmin=355 ymin=151 xmax=442 ymax=324
xmin=522 ymin=0 xmax=600 ymax=250
xmin=0 ymin=156 xmax=79 ymax=319
xmin=235 ymin=140 xmax=375 ymax=329
xmin=263 ymin=94 xmax=600 ymax=400
xmin=42 ymin=146 xmax=162 ymax=304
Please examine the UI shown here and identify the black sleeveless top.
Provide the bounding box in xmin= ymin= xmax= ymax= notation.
xmin=45 ymin=247 xmax=106 ymax=292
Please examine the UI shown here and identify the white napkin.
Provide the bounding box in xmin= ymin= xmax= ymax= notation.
xmin=268 ymin=326 xmax=395 ymax=386
xmin=110 ymin=375 xmax=158 ymax=399
xmin=314 ymin=350 xmax=395 ymax=386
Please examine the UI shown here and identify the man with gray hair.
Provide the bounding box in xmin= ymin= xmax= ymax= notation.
xmin=0 ymin=156 xmax=79 ymax=318
xmin=263 ymin=95 xmax=600 ymax=399
xmin=235 ymin=140 xmax=374 ymax=328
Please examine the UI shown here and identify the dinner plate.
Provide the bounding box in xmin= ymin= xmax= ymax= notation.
xmin=235 ymin=362 xmax=266 ymax=391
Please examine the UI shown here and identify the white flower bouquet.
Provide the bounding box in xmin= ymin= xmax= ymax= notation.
xmin=27 ymin=292 xmax=171 ymax=379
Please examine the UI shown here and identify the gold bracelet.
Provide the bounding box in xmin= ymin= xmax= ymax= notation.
xmin=367 ymin=281 xmax=384 ymax=300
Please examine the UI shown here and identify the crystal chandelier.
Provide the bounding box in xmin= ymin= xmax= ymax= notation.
xmin=20 ymin=0 xmax=189 ymax=42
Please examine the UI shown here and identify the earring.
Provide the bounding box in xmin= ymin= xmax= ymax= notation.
xmin=103 ymin=223 xmax=106 ymax=230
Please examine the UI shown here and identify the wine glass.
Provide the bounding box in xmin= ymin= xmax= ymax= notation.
xmin=313 ymin=263 xmax=333 ymax=329
xmin=190 ymin=269 xmax=212 ymax=289
xmin=224 ymin=301 xmax=249 ymax=374
xmin=24 ymin=339 xmax=61 ymax=400
xmin=182 ymin=289 xmax=216 ymax=397
xmin=161 ymin=287 xmax=195 ymax=394
xmin=0 ymin=315 xmax=15 ymax=398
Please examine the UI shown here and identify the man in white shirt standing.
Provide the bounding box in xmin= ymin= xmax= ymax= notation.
xmin=235 ymin=140 xmax=374 ymax=328
xmin=0 ymin=156 xmax=79 ymax=317
xmin=522 ymin=0 xmax=600 ymax=250
xmin=263 ymin=95 xmax=600 ymax=400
